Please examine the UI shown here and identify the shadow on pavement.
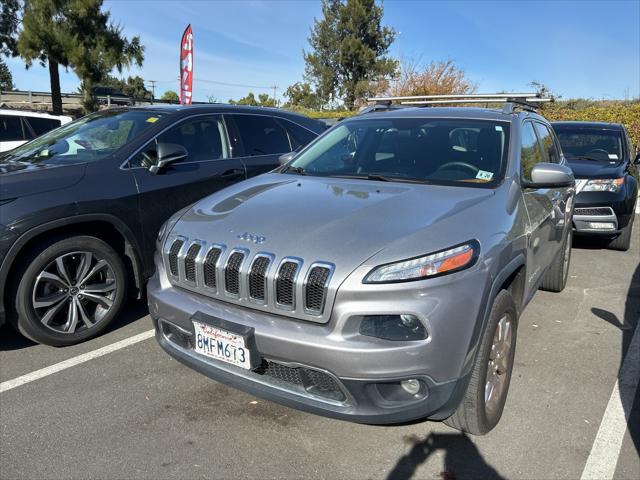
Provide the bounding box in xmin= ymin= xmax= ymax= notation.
xmin=387 ymin=432 xmax=505 ymax=480
xmin=0 ymin=298 xmax=149 ymax=351
xmin=571 ymin=235 xmax=612 ymax=250
xmin=590 ymin=261 xmax=640 ymax=460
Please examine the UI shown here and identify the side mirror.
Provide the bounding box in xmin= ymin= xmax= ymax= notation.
xmin=634 ymin=151 xmax=640 ymax=165
xmin=278 ymin=151 xmax=296 ymax=165
xmin=525 ymin=163 xmax=574 ymax=188
xmin=149 ymin=143 xmax=188 ymax=174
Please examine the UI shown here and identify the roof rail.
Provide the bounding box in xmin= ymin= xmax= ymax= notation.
xmin=365 ymin=93 xmax=553 ymax=114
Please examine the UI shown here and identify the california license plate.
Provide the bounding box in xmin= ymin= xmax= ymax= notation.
xmin=192 ymin=320 xmax=252 ymax=370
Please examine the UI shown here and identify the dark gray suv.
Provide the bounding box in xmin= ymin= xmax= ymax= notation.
xmin=149 ymin=95 xmax=575 ymax=435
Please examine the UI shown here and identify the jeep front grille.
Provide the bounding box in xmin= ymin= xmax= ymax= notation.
xmin=276 ymin=261 xmax=299 ymax=308
xmin=168 ymin=239 xmax=184 ymax=276
xmin=184 ymin=244 xmax=201 ymax=282
xmin=163 ymin=237 xmax=335 ymax=322
xmin=225 ymin=251 xmax=245 ymax=295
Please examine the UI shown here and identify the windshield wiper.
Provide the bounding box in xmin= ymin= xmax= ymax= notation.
xmin=282 ymin=165 xmax=308 ymax=175
xmin=328 ymin=173 xmax=428 ymax=184
xmin=568 ymin=155 xmax=604 ymax=162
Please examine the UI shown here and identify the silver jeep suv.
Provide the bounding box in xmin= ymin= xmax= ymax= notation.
xmin=148 ymin=95 xmax=575 ymax=435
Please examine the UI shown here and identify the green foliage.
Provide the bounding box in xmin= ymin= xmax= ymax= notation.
xmin=161 ymin=90 xmax=179 ymax=103
xmin=0 ymin=58 xmax=14 ymax=89
xmin=544 ymin=100 xmax=640 ymax=147
xmin=17 ymin=0 xmax=144 ymax=113
xmin=99 ymin=75 xmax=151 ymax=99
xmin=283 ymin=82 xmax=321 ymax=110
xmin=304 ymin=0 xmax=397 ymax=110
xmin=0 ymin=0 xmax=20 ymax=57
xmin=228 ymin=91 xmax=276 ymax=107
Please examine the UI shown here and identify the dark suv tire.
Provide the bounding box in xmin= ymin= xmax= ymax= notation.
xmin=540 ymin=228 xmax=572 ymax=293
xmin=608 ymin=213 xmax=634 ymax=251
xmin=11 ymin=235 xmax=126 ymax=347
xmin=445 ymin=289 xmax=518 ymax=435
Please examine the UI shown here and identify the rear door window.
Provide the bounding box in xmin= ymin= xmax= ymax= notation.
xmin=0 ymin=115 xmax=25 ymax=141
xmin=27 ymin=117 xmax=62 ymax=136
xmin=534 ymin=122 xmax=560 ymax=163
xmin=229 ymin=114 xmax=291 ymax=157
xmin=521 ymin=122 xmax=544 ymax=182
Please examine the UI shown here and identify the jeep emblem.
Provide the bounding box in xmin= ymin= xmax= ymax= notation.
xmin=237 ymin=232 xmax=266 ymax=244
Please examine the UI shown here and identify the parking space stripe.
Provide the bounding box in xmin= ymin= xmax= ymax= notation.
xmin=580 ymin=322 xmax=640 ymax=480
xmin=0 ymin=329 xmax=155 ymax=394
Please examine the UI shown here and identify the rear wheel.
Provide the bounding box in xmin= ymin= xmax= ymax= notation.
xmin=540 ymin=228 xmax=572 ymax=293
xmin=11 ymin=236 xmax=126 ymax=346
xmin=444 ymin=290 xmax=518 ymax=435
xmin=608 ymin=214 xmax=634 ymax=251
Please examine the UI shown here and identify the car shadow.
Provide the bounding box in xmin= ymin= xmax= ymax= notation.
xmin=0 ymin=298 xmax=149 ymax=351
xmin=571 ymin=235 xmax=612 ymax=250
xmin=386 ymin=432 xmax=505 ymax=480
xmin=590 ymin=261 xmax=640 ymax=459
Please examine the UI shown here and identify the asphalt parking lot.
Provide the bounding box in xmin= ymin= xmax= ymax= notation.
xmin=1 ymin=218 xmax=639 ymax=480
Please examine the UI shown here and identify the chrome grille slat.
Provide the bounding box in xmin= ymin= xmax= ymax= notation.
xmin=304 ymin=265 xmax=332 ymax=314
xmin=248 ymin=255 xmax=271 ymax=302
xmin=184 ymin=244 xmax=201 ymax=282
xmin=276 ymin=260 xmax=300 ymax=309
xmin=224 ymin=251 xmax=245 ymax=296
xmin=168 ymin=239 xmax=184 ymax=276
xmin=203 ymin=247 xmax=222 ymax=290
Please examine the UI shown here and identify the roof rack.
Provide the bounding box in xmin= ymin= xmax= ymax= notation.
xmin=365 ymin=93 xmax=553 ymax=114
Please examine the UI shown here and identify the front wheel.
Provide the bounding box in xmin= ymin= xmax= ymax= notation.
xmin=12 ymin=236 xmax=126 ymax=346
xmin=540 ymin=228 xmax=572 ymax=293
xmin=444 ymin=290 xmax=518 ymax=435
xmin=608 ymin=213 xmax=634 ymax=251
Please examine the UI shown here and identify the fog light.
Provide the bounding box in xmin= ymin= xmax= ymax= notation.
xmin=588 ymin=222 xmax=615 ymax=230
xmin=401 ymin=379 xmax=421 ymax=395
xmin=359 ymin=315 xmax=427 ymax=341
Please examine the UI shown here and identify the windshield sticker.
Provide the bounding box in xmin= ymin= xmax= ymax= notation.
xmin=146 ymin=117 xmax=159 ymax=123
xmin=476 ymin=170 xmax=494 ymax=181
xmin=608 ymin=154 xmax=618 ymax=160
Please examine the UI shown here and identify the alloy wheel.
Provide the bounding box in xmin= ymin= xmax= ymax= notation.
xmin=31 ymin=251 xmax=117 ymax=334
xmin=485 ymin=314 xmax=513 ymax=416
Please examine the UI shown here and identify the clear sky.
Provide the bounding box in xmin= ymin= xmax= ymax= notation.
xmin=5 ymin=0 xmax=640 ymax=102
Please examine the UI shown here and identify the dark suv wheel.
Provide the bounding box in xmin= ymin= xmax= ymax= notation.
xmin=11 ymin=235 xmax=126 ymax=346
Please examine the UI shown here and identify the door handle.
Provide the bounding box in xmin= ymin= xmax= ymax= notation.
xmin=221 ymin=168 xmax=244 ymax=179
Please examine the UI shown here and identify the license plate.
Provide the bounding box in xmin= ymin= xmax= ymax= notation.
xmin=192 ymin=320 xmax=252 ymax=370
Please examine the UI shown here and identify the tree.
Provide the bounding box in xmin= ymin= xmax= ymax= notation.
xmin=161 ymin=90 xmax=179 ymax=103
xmin=18 ymin=0 xmax=144 ymax=114
xmin=0 ymin=58 xmax=14 ymax=90
xmin=99 ymin=74 xmax=151 ymax=99
xmin=284 ymin=82 xmax=321 ymax=109
xmin=390 ymin=58 xmax=477 ymax=97
xmin=0 ymin=0 xmax=20 ymax=57
xmin=228 ymin=92 xmax=276 ymax=107
xmin=304 ymin=0 xmax=397 ymax=110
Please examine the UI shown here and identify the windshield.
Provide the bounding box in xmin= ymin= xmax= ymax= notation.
xmin=554 ymin=127 xmax=623 ymax=163
xmin=0 ymin=110 xmax=166 ymax=165
xmin=287 ymin=117 xmax=510 ymax=186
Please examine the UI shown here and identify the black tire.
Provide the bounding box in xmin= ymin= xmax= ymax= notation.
xmin=444 ymin=290 xmax=518 ymax=435
xmin=540 ymin=228 xmax=572 ymax=293
xmin=608 ymin=214 xmax=634 ymax=251
xmin=10 ymin=235 xmax=126 ymax=347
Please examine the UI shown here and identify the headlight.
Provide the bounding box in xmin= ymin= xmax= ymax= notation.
xmin=582 ymin=178 xmax=623 ymax=193
xmin=364 ymin=241 xmax=479 ymax=284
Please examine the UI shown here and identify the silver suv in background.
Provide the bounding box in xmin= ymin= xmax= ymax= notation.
xmin=148 ymin=94 xmax=575 ymax=435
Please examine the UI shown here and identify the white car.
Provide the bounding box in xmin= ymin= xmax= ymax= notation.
xmin=0 ymin=109 xmax=73 ymax=152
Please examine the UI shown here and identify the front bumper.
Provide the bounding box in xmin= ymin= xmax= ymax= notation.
xmin=148 ymin=254 xmax=491 ymax=424
xmin=572 ymin=189 xmax=633 ymax=235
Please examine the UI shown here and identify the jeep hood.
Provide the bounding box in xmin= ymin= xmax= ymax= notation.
xmin=172 ymin=173 xmax=495 ymax=279
xmin=0 ymin=161 xmax=86 ymax=200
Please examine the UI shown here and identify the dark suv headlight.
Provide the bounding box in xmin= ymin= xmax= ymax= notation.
xmin=363 ymin=241 xmax=479 ymax=284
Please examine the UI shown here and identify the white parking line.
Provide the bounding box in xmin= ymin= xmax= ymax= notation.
xmin=0 ymin=329 xmax=155 ymax=394
xmin=580 ymin=321 xmax=640 ymax=480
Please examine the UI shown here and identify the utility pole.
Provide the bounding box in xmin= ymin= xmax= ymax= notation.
xmin=272 ymin=85 xmax=278 ymax=107
xmin=147 ymin=80 xmax=157 ymax=102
